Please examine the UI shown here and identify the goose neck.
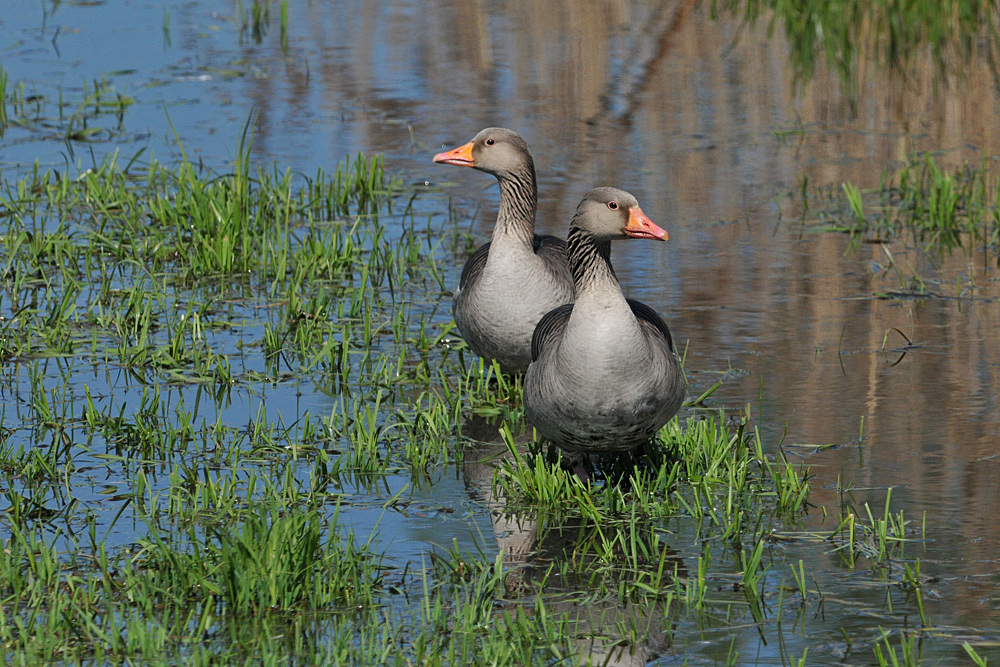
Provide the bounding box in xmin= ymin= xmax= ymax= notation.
xmin=567 ymin=226 xmax=619 ymax=295
xmin=494 ymin=167 xmax=537 ymax=243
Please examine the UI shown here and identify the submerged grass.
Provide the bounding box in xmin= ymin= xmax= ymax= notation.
xmin=802 ymin=153 xmax=1000 ymax=269
xmin=489 ymin=407 xmax=814 ymax=627
xmin=0 ymin=132 xmax=512 ymax=662
xmin=0 ymin=126 xmax=947 ymax=664
xmin=0 ymin=65 xmax=134 ymax=148
xmin=496 ymin=408 xmax=811 ymax=524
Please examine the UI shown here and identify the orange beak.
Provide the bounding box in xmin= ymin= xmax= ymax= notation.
xmin=624 ymin=206 xmax=668 ymax=241
xmin=433 ymin=141 xmax=475 ymax=167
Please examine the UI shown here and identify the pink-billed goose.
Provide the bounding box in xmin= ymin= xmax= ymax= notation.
xmin=524 ymin=187 xmax=685 ymax=453
xmin=433 ymin=128 xmax=575 ymax=373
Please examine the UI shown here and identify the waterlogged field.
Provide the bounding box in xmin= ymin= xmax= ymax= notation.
xmin=0 ymin=135 xmax=988 ymax=666
xmin=3 ymin=0 xmax=1000 ymax=665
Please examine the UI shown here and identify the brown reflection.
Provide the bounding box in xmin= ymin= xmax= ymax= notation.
xmin=218 ymin=0 xmax=1000 ymax=632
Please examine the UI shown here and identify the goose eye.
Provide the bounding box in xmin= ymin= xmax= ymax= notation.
xmin=485 ymin=138 xmax=496 ymax=146
xmin=607 ymin=201 xmax=619 ymax=210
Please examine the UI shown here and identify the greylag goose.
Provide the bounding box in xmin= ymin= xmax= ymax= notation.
xmin=524 ymin=187 xmax=685 ymax=453
xmin=433 ymin=128 xmax=575 ymax=373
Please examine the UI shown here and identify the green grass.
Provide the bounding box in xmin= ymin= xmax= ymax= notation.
xmin=484 ymin=407 xmax=817 ymax=640
xmin=827 ymin=486 xmax=918 ymax=571
xmin=0 ymin=124 xmax=952 ymax=665
xmin=804 ymin=153 xmax=1000 ymax=258
xmin=495 ymin=408 xmax=811 ymax=524
xmin=874 ymin=628 xmax=922 ymax=667
xmin=9 ymin=2 xmax=999 ymax=659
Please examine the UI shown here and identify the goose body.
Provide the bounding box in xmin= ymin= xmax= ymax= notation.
xmin=434 ymin=129 xmax=575 ymax=373
xmin=524 ymin=187 xmax=685 ymax=452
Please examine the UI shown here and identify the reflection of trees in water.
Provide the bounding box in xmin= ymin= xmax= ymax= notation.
xmin=224 ymin=0 xmax=1000 ymax=622
xmin=461 ymin=416 xmax=682 ymax=666
xmin=236 ymin=0 xmax=1000 ymax=186
xmin=714 ymin=0 xmax=1000 ymax=104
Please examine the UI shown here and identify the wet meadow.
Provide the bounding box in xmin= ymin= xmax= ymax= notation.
xmin=2 ymin=1 xmax=1000 ymax=665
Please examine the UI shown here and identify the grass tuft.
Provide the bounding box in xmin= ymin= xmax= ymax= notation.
xmin=809 ymin=153 xmax=1000 ymax=258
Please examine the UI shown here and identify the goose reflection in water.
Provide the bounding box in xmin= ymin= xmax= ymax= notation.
xmin=461 ymin=415 xmax=683 ymax=666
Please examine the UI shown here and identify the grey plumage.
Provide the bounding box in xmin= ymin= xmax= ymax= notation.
xmin=524 ymin=187 xmax=685 ymax=453
xmin=435 ymin=128 xmax=575 ymax=373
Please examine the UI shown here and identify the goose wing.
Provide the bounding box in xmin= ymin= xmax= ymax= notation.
xmin=458 ymin=242 xmax=491 ymax=291
xmin=626 ymin=299 xmax=674 ymax=352
xmin=533 ymin=234 xmax=573 ymax=288
xmin=530 ymin=303 xmax=574 ymax=362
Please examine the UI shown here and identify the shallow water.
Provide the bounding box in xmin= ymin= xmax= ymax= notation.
xmin=3 ymin=0 xmax=1000 ymax=664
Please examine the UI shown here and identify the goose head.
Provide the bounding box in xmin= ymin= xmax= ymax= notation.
xmin=572 ymin=187 xmax=668 ymax=242
xmin=433 ymin=128 xmax=534 ymax=179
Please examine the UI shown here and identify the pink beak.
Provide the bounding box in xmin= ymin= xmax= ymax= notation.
xmin=624 ymin=206 xmax=668 ymax=240
xmin=432 ymin=141 xmax=475 ymax=167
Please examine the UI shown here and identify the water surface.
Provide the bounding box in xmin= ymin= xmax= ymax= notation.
xmin=3 ymin=1 xmax=1000 ymax=664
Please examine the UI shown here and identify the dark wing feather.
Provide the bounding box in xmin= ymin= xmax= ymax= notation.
xmin=533 ymin=234 xmax=568 ymax=256
xmin=458 ymin=242 xmax=491 ymax=291
xmin=531 ymin=303 xmax=574 ymax=362
xmin=533 ymin=234 xmax=572 ymax=279
xmin=626 ymin=299 xmax=674 ymax=352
